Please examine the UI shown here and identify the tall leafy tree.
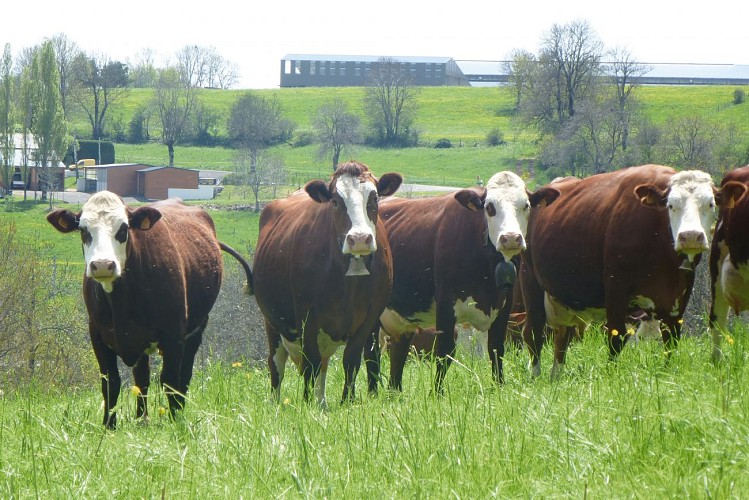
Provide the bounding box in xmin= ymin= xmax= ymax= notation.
xmin=49 ymin=33 xmax=80 ymax=118
xmin=29 ymin=40 xmax=68 ymax=203
xmin=0 ymin=44 xmax=14 ymax=194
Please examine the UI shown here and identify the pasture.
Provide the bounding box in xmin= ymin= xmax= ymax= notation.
xmin=1 ymin=329 xmax=748 ymax=497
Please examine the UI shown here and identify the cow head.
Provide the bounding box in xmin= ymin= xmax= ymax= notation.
xmin=46 ymin=191 xmax=162 ymax=293
xmin=455 ymin=171 xmax=560 ymax=260
xmin=635 ymin=170 xmax=746 ymax=260
xmin=305 ymin=161 xmax=402 ymax=258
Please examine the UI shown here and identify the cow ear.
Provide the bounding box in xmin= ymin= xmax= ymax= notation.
xmin=129 ymin=206 xmax=162 ymax=230
xmin=305 ymin=180 xmax=331 ymax=203
xmin=377 ymin=172 xmax=403 ymax=197
xmin=715 ymin=181 xmax=747 ymax=210
xmin=47 ymin=209 xmax=80 ymax=233
xmin=528 ymin=187 xmax=560 ymax=208
xmin=454 ymin=189 xmax=485 ymax=211
xmin=634 ymin=184 xmax=669 ymax=207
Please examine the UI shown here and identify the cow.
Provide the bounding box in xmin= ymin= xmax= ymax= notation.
xmin=709 ymin=165 xmax=749 ymax=361
xmin=46 ymin=191 xmax=253 ymax=427
xmin=253 ymin=161 xmax=402 ymax=406
xmin=364 ymin=171 xmax=560 ymax=393
xmin=519 ymin=164 xmax=744 ymax=379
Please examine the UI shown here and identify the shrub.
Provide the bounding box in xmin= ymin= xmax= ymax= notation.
xmin=734 ymin=88 xmax=746 ymax=105
xmin=292 ymin=130 xmax=316 ymax=148
xmin=434 ymin=138 xmax=452 ymax=149
xmin=486 ymin=127 xmax=505 ymax=146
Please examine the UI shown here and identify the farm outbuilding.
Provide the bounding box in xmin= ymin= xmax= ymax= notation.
xmin=280 ymin=54 xmax=470 ymax=87
xmin=77 ymin=163 xmax=211 ymax=200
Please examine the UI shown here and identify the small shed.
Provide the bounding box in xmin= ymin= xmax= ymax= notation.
xmin=137 ymin=167 xmax=199 ymax=200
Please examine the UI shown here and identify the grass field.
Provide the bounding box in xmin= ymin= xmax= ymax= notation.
xmin=1 ymin=327 xmax=748 ymax=497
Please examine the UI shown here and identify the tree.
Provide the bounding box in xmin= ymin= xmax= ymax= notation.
xmin=0 ymin=44 xmax=14 ymax=194
xmin=129 ymin=48 xmax=158 ymax=88
xmin=70 ymin=53 xmax=129 ymax=139
xmin=312 ymin=98 xmax=362 ymax=170
xmin=152 ymin=67 xmax=196 ymax=166
xmin=364 ymin=57 xmax=419 ymax=146
xmin=666 ymin=115 xmax=718 ymax=169
xmin=176 ymin=45 xmax=239 ymax=89
xmin=504 ymin=49 xmax=537 ymax=111
xmin=29 ymin=41 xmax=68 ymax=204
xmin=233 ymin=150 xmax=286 ymax=212
xmin=49 ymin=33 xmax=80 ymax=118
xmin=228 ymin=92 xmax=294 ymax=173
xmin=606 ymin=47 xmax=650 ymax=151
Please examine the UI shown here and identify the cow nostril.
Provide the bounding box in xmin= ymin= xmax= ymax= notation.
xmin=365 ymin=235 xmax=372 ymax=245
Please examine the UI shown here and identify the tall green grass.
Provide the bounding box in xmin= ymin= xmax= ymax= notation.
xmin=1 ymin=326 xmax=748 ymax=497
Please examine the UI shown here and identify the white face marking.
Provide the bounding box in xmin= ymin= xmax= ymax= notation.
xmin=666 ymin=170 xmax=717 ymax=257
xmin=483 ymin=172 xmax=532 ymax=260
xmin=78 ymin=192 xmax=130 ymax=293
xmin=336 ymin=174 xmax=378 ymax=255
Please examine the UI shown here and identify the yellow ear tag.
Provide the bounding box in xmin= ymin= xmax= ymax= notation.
xmin=139 ymin=218 xmax=151 ymax=230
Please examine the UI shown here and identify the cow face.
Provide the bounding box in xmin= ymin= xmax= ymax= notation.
xmin=305 ymin=162 xmax=402 ymax=257
xmin=635 ymin=170 xmax=725 ymax=259
xmin=455 ymin=171 xmax=560 ymax=260
xmin=46 ymin=191 xmax=161 ymax=293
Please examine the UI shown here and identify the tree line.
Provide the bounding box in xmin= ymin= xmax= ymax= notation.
xmin=505 ymin=19 xmax=749 ymax=179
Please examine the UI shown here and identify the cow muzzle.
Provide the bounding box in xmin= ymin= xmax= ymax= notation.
xmin=344 ymin=232 xmax=376 ymax=256
xmin=89 ymin=259 xmax=117 ymax=279
xmin=676 ymin=230 xmax=708 ymax=257
xmin=497 ymin=232 xmax=525 ymax=259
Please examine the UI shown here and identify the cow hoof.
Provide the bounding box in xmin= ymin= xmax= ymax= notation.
xmin=711 ymin=347 xmax=724 ymax=364
xmin=530 ymin=361 xmax=541 ymax=378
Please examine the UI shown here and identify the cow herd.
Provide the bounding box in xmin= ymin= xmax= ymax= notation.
xmin=47 ymin=161 xmax=749 ymax=427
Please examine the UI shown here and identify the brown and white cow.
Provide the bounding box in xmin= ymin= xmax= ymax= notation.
xmin=253 ymin=161 xmax=402 ymax=406
xmin=47 ymin=191 xmax=253 ymax=427
xmin=520 ymin=165 xmax=743 ymax=378
xmin=364 ymin=171 xmax=560 ymax=392
xmin=709 ymin=165 xmax=749 ymax=361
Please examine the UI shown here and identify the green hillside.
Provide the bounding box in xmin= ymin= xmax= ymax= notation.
xmin=77 ymin=84 xmax=749 ymax=189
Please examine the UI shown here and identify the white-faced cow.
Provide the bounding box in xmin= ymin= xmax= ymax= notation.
xmin=253 ymin=161 xmax=402 ymax=406
xmin=520 ymin=165 xmax=743 ymax=378
xmin=364 ymin=171 xmax=560 ymax=392
xmin=47 ymin=191 xmax=253 ymax=427
xmin=709 ymin=166 xmax=749 ymax=361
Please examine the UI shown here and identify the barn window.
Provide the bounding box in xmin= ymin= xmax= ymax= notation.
xmin=340 ymin=63 xmax=346 ymax=76
xmin=310 ymin=62 xmax=316 ymax=76
xmin=284 ymin=60 xmax=291 ymax=74
xmin=355 ymin=63 xmax=361 ymax=77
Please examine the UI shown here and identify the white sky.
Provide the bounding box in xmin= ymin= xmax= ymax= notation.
xmin=5 ymin=0 xmax=749 ymax=89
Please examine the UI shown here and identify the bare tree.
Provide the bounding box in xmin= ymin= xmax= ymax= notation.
xmin=152 ymin=67 xmax=196 ymax=166
xmin=666 ymin=115 xmax=718 ymax=169
xmin=606 ymin=47 xmax=650 ymax=151
xmin=233 ymin=150 xmax=286 ymax=212
xmin=505 ymin=49 xmax=538 ymax=111
xmin=540 ymin=20 xmax=603 ymax=124
xmin=313 ymin=98 xmax=362 ymax=170
xmin=364 ymin=57 xmax=419 ymax=146
xmin=128 ymin=48 xmax=158 ymax=88
xmin=70 ymin=52 xmax=129 ymax=139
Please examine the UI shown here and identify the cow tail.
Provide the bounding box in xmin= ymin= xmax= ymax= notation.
xmin=219 ymin=242 xmax=254 ymax=295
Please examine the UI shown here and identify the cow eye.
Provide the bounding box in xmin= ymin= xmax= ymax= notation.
xmin=80 ymin=227 xmax=92 ymax=246
xmin=485 ymin=203 xmax=497 ymax=217
xmin=708 ymin=202 xmax=715 ymax=209
xmin=115 ymin=223 xmax=129 ymax=243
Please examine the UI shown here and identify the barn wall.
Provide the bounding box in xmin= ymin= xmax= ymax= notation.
xmin=144 ymin=169 xmax=198 ymax=200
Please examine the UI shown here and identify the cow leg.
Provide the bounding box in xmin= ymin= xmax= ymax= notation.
xmin=91 ymin=333 xmax=121 ymax=428
xmin=550 ymin=326 xmax=575 ymax=380
xmin=300 ymin=321 xmax=324 ymax=405
xmin=709 ymin=283 xmax=730 ymax=363
xmin=265 ymin=320 xmax=288 ymax=402
xmin=519 ymin=260 xmax=546 ymax=377
xmin=175 ymin=320 xmax=206 ymax=410
xmin=388 ymin=331 xmax=414 ymax=391
xmin=661 ymin=319 xmax=682 ymax=359
xmin=434 ymin=305 xmax=457 ymax=395
xmin=132 ymin=354 xmax=151 ymax=420
xmin=341 ymin=333 xmax=368 ymax=403
xmin=363 ymin=328 xmax=381 ymax=394
xmin=487 ymin=286 xmax=513 ymax=385
xmin=158 ymin=320 xmax=204 ymax=418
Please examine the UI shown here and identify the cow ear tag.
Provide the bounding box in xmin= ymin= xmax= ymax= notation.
xmin=346 ymin=256 xmax=370 ymax=276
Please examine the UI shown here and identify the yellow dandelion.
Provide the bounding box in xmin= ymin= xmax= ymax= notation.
xmin=611 ymin=329 xmax=619 ymax=336
xmin=726 ymin=334 xmax=735 ymax=346
xmin=678 ymin=318 xmax=684 ymax=325
xmin=131 ymin=386 xmax=142 ymax=396
xmin=626 ymin=328 xmax=635 ymax=337
xmin=283 ymin=398 xmax=290 ymax=405
xmin=232 ymin=361 xmax=243 ymax=368
xmin=158 ymin=407 xmax=167 ymax=417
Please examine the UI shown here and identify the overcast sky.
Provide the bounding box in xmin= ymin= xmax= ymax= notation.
xmin=5 ymin=0 xmax=748 ymax=89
